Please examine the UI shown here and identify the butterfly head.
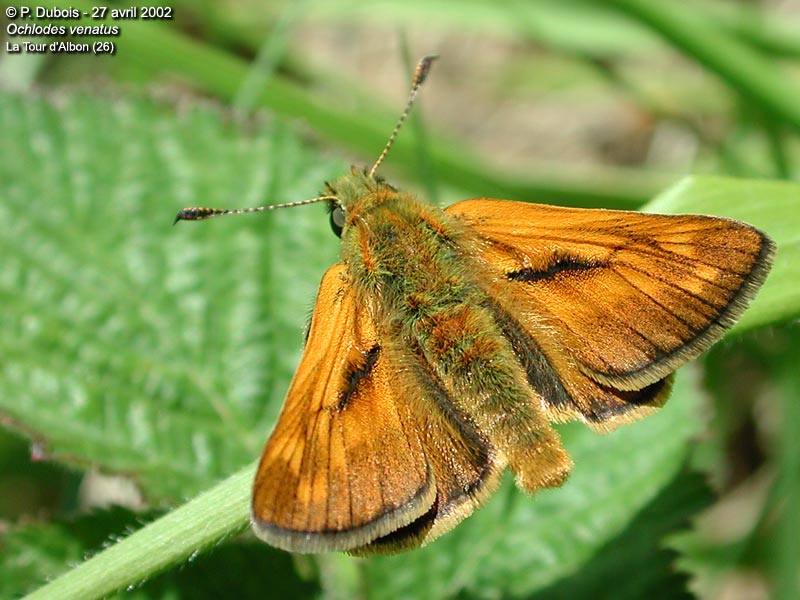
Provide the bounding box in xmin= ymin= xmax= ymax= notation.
xmin=324 ymin=167 xmax=397 ymax=238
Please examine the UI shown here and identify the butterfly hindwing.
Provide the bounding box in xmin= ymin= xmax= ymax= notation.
xmin=352 ymin=335 xmax=505 ymax=554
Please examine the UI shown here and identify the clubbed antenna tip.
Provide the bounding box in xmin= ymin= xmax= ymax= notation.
xmin=172 ymin=197 xmax=337 ymax=225
xmin=368 ymin=55 xmax=439 ymax=178
xmin=173 ymin=207 xmax=224 ymax=224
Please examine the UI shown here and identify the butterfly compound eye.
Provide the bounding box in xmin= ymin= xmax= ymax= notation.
xmin=330 ymin=205 xmax=346 ymax=237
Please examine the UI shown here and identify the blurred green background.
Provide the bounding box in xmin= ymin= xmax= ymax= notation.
xmin=1 ymin=1 xmax=799 ymax=599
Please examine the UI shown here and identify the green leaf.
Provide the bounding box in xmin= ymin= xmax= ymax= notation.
xmin=0 ymin=506 xmax=158 ymax=598
xmin=532 ymin=469 xmax=712 ymax=600
xmin=0 ymin=91 xmax=344 ymax=501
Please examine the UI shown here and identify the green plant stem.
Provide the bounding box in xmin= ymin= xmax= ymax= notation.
xmin=721 ymin=12 xmax=800 ymax=60
xmin=20 ymin=0 xmax=668 ymax=208
xmin=604 ymin=0 xmax=800 ymax=132
xmin=23 ymin=463 xmax=255 ymax=600
xmin=772 ymin=338 xmax=800 ymax=600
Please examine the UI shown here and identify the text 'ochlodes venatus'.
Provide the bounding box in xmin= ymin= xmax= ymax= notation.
xmin=176 ymin=56 xmax=774 ymax=555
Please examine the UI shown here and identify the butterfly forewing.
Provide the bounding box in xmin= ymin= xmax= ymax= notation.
xmin=447 ymin=199 xmax=774 ymax=425
xmin=252 ymin=264 xmax=436 ymax=553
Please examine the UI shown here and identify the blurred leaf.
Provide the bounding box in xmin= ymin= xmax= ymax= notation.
xmin=16 ymin=0 xmax=669 ymax=209
xmin=532 ymin=469 xmax=712 ymax=600
xmin=671 ymin=325 xmax=800 ymax=600
xmin=605 ymin=0 xmax=800 ymax=131
xmin=768 ymin=327 xmax=800 ymax=600
xmin=285 ymin=0 xmax=660 ymax=54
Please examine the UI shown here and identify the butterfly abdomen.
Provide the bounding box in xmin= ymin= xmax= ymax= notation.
xmin=408 ymin=293 xmax=572 ymax=494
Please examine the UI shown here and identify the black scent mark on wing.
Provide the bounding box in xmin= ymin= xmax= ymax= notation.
xmin=336 ymin=345 xmax=381 ymax=411
xmin=507 ymin=255 xmax=603 ymax=283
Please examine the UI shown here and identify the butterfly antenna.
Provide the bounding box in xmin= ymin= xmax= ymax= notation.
xmin=173 ymin=195 xmax=337 ymax=224
xmin=368 ymin=54 xmax=438 ymax=178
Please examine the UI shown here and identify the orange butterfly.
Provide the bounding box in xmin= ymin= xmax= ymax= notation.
xmin=176 ymin=57 xmax=774 ymax=555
